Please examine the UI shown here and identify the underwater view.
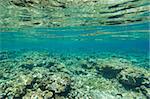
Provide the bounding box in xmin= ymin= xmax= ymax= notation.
xmin=0 ymin=0 xmax=150 ymax=99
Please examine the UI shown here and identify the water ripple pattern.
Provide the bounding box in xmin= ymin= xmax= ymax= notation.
xmin=0 ymin=0 xmax=149 ymax=28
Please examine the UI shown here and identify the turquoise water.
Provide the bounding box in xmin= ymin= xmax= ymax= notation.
xmin=0 ymin=22 xmax=149 ymax=51
xmin=0 ymin=1 xmax=150 ymax=98
xmin=0 ymin=21 xmax=149 ymax=98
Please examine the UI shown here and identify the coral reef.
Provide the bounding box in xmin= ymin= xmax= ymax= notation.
xmin=94 ymin=58 xmax=150 ymax=98
xmin=0 ymin=50 xmax=149 ymax=98
xmin=117 ymin=67 xmax=150 ymax=88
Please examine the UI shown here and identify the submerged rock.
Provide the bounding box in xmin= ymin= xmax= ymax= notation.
xmin=140 ymin=85 xmax=150 ymax=99
xmin=99 ymin=65 xmax=123 ymax=79
xmin=11 ymin=0 xmax=26 ymax=7
xmin=6 ymin=74 xmax=34 ymax=97
xmin=44 ymin=91 xmax=54 ymax=99
xmin=117 ymin=67 xmax=150 ymax=88
xmin=0 ymin=51 xmax=16 ymax=60
xmin=36 ymin=72 xmax=71 ymax=95
xmin=96 ymin=58 xmax=128 ymax=79
xmin=90 ymin=90 xmax=117 ymax=99
xmin=80 ymin=58 xmax=97 ymax=69
xmin=0 ymin=84 xmax=7 ymax=99
xmin=0 ymin=50 xmax=149 ymax=99
xmin=95 ymin=57 xmax=150 ymax=98
xmin=115 ymin=66 xmax=150 ymax=98
xmin=23 ymin=88 xmax=54 ymax=99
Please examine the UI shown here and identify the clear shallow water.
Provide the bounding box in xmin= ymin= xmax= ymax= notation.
xmin=0 ymin=0 xmax=150 ymax=98
xmin=0 ymin=22 xmax=149 ymax=51
xmin=0 ymin=22 xmax=149 ymax=63
xmin=0 ymin=21 xmax=149 ymax=98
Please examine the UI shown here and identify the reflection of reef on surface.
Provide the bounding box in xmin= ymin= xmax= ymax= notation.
xmin=0 ymin=50 xmax=149 ymax=99
xmin=0 ymin=0 xmax=149 ymax=28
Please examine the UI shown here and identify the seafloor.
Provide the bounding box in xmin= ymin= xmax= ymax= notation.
xmin=0 ymin=0 xmax=149 ymax=99
xmin=0 ymin=49 xmax=149 ymax=99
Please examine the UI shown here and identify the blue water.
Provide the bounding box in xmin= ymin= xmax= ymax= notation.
xmin=0 ymin=22 xmax=149 ymax=52
xmin=1 ymin=22 xmax=149 ymax=68
xmin=0 ymin=21 xmax=149 ymax=98
xmin=0 ymin=0 xmax=150 ymax=98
